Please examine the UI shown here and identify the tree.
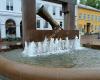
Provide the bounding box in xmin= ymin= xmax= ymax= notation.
xmin=95 ymin=0 xmax=100 ymax=9
xmin=80 ymin=0 xmax=100 ymax=9
xmin=86 ymin=0 xmax=97 ymax=8
xmin=72 ymin=0 xmax=77 ymax=5
xmin=80 ymin=0 xmax=87 ymax=5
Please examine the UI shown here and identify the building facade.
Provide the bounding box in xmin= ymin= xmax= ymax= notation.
xmin=75 ymin=4 xmax=100 ymax=34
xmin=0 ymin=0 xmax=22 ymax=39
xmin=0 ymin=0 xmax=64 ymax=39
xmin=2 ymin=0 xmax=99 ymax=40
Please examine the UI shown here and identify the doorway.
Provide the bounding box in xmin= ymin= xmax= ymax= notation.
xmin=86 ymin=23 xmax=91 ymax=34
xmin=5 ymin=19 xmax=16 ymax=38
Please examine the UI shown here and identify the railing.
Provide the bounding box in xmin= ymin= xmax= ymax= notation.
xmin=0 ymin=55 xmax=100 ymax=80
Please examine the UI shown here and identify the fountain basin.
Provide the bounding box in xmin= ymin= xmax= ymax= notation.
xmin=0 ymin=34 xmax=100 ymax=80
xmin=1 ymin=48 xmax=100 ymax=68
xmin=83 ymin=44 xmax=100 ymax=50
xmin=1 ymin=48 xmax=100 ymax=80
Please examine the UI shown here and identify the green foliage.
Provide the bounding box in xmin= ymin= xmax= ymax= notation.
xmin=80 ymin=0 xmax=87 ymax=5
xmin=96 ymin=0 xmax=100 ymax=9
xmin=72 ymin=0 xmax=77 ymax=5
xmin=80 ymin=0 xmax=100 ymax=9
xmin=86 ymin=0 xmax=97 ymax=8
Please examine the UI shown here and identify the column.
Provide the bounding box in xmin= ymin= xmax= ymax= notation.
xmin=62 ymin=0 xmax=75 ymax=30
xmin=16 ymin=24 xmax=21 ymax=38
xmin=22 ymin=0 xmax=36 ymax=42
xmin=1 ymin=24 xmax=6 ymax=39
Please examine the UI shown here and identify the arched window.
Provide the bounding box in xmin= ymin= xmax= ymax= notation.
xmin=5 ymin=19 xmax=16 ymax=38
xmin=6 ymin=0 xmax=13 ymax=11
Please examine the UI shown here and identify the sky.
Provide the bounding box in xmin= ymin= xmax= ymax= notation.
xmin=77 ymin=0 xmax=80 ymax=4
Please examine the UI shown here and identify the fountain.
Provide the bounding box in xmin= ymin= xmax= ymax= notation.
xmin=73 ymin=36 xmax=82 ymax=50
xmin=22 ymin=35 xmax=83 ymax=57
xmin=21 ymin=1 xmax=79 ymax=57
xmin=1 ymin=0 xmax=97 ymax=80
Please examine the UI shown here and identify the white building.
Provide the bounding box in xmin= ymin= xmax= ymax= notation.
xmin=0 ymin=0 xmax=64 ymax=39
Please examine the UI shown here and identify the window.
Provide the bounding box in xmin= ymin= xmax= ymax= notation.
xmin=87 ymin=15 xmax=90 ymax=20
xmin=60 ymin=21 xmax=62 ymax=27
xmin=53 ymin=6 xmax=56 ymax=15
xmin=83 ymin=14 xmax=86 ymax=20
xmin=10 ymin=6 xmax=13 ymax=10
xmin=44 ymin=21 xmax=48 ymax=28
xmin=37 ymin=20 xmax=40 ymax=28
xmin=6 ymin=0 xmax=13 ymax=11
xmin=95 ymin=16 xmax=97 ymax=21
xmin=91 ymin=15 xmax=94 ymax=21
xmin=79 ymin=14 xmax=83 ymax=19
xmin=97 ymin=16 xmax=99 ymax=22
xmin=6 ymin=5 xmax=9 ymax=10
xmin=59 ymin=8 xmax=62 ymax=16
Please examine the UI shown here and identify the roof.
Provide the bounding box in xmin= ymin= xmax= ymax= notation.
xmin=78 ymin=4 xmax=100 ymax=12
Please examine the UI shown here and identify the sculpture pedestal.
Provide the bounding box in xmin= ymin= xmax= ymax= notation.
xmin=26 ymin=30 xmax=79 ymax=42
